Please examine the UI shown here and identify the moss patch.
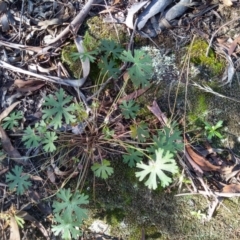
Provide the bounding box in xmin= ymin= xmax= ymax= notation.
xmin=61 ymin=44 xmax=82 ymax=79
xmin=187 ymin=91 xmax=210 ymax=124
xmin=189 ymin=39 xmax=225 ymax=77
xmin=83 ymin=16 xmax=128 ymax=51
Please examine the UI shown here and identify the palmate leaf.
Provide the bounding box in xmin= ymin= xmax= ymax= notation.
xmin=52 ymin=214 xmax=82 ymax=240
xmin=53 ymin=188 xmax=88 ymax=223
xmin=6 ymin=166 xmax=31 ymax=195
xmin=123 ymin=148 xmax=143 ymax=167
xmin=100 ymin=39 xmax=123 ymax=59
xmin=35 ymin=120 xmax=48 ymax=135
xmin=70 ymin=49 xmax=98 ymax=63
xmin=42 ymin=131 xmax=58 ymax=152
xmin=2 ymin=111 xmax=23 ymax=129
xmin=135 ymin=149 xmax=179 ymax=190
xmin=22 ymin=126 xmax=41 ymax=148
xmin=120 ymin=100 xmax=140 ymax=119
xmin=98 ymin=57 xmax=120 ymax=79
xmin=147 ymin=125 xmax=183 ymax=157
xmin=91 ymin=159 xmax=114 ymax=179
xmin=42 ymin=88 xmax=76 ymax=129
xmin=120 ymin=50 xmax=153 ymax=88
xmin=130 ymin=122 xmax=150 ymax=142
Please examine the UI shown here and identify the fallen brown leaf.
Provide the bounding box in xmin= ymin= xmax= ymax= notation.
xmin=0 ymin=126 xmax=28 ymax=165
xmin=0 ymin=101 xmax=20 ymax=122
xmin=14 ymin=79 xmax=45 ymax=92
xmin=228 ymin=35 xmax=240 ymax=56
xmin=51 ymin=158 xmax=78 ymax=177
xmin=47 ymin=168 xmax=56 ymax=183
xmin=28 ymin=174 xmax=43 ymax=181
xmin=221 ymin=184 xmax=240 ymax=193
xmin=184 ymin=138 xmax=221 ymax=172
xmin=147 ymin=100 xmax=168 ymax=126
xmin=184 ymin=150 xmax=204 ymax=176
xmin=118 ymin=86 xmax=150 ymax=104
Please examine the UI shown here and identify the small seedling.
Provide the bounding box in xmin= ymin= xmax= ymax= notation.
xmin=22 ymin=126 xmax=41 ymax=148
xmin=99 ymin=39 xmax=123 ymax=59
xmin=98 ymin=56 xmax=120 ymax=79
xmin=191 ymin=210 xmax=206 ymax=220
xmin=204 ymin=120 xmax=223 ymax=140
xmin=15 ymin=215 xmax=25 ymax=228
xmin=42 ymin=131 xmax=58 ymax=152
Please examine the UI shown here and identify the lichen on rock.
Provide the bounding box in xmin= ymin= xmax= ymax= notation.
xmin=140 ymin=46 xmax=179 ymax=83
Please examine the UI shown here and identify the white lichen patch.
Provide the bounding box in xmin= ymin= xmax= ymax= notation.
xmin=140 ymin=46 xmax=179 ymax=83
xmin=88 ymin=220 xmax=111 ymax=235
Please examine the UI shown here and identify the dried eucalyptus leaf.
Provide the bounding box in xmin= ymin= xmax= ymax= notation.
xmin=137 ymin=0 xmax=173 ymax=30
xmin=0 ymin=1 xmax=7 ymax=13
xmin=125 ymin=1 xmax=148 ymax=29
xmin=38 ymin=18 xmax=63 ymax=29
xmin=158 ymin=0 xmax=191 ymax=30
xmin=1 ymin=13 xmax=9 ymax=32
xmin=74 ymin=36 xmax=90 ymax=85
xmin=221 ymin=54 xmax=235 ymax=85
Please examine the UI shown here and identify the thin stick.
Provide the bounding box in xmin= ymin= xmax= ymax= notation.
xmin=18 ymin=0 xmax=25 ymax=39
xmin=0 ymin=60 xmax=86 ymax=87
xmin=46 ymin=0 xmax=96 ymax=47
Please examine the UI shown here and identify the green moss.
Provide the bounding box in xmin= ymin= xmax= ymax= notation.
xmin=61 ymin=44 xmax=82 ymax=79
xmin=129 ymin=225 xmax=162 ymax=240
xmin=188 ymin=93 xmax=209 ymax=123
xmin=61 ymin=43 xmax=104 ymax=82
xmin=105 ymin=208 xmax=125 ymax=227
xmin=137 ymin=106 xmax=154 ymax=121
xmin=83 ymin=16 xmax=128 ymax=51
xmin=189 ymin=39 xmax=225 ymax=77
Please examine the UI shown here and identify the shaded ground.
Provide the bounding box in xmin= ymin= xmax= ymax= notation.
xmin=88 ymin=160 xmax=240 ymax=239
